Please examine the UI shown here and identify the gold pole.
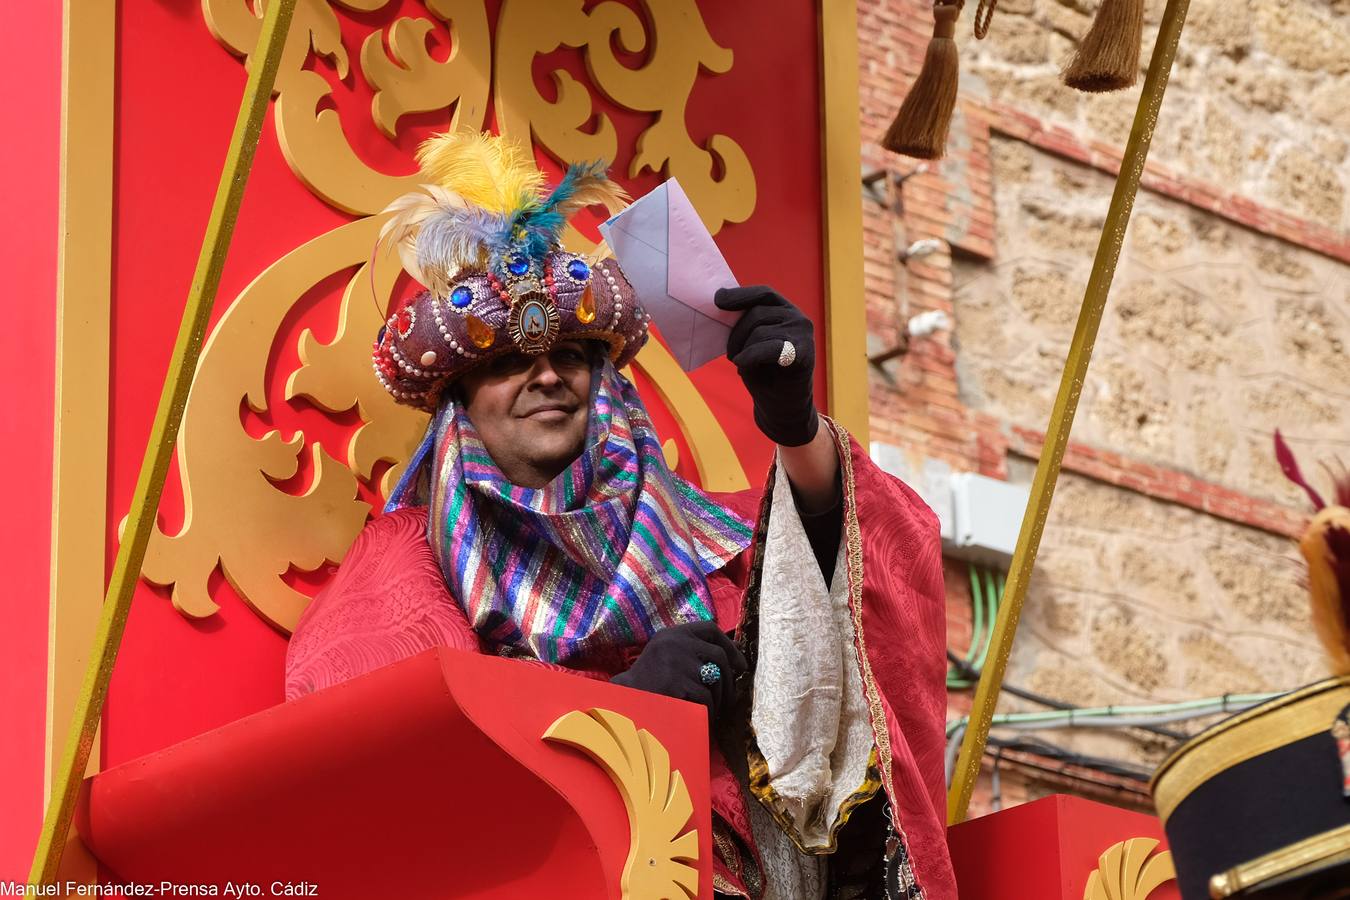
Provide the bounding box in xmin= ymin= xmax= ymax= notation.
xmin=819 ymin=0 xmax=870 ymax=444
xmin=946 ymin=0 xmax=1192 ymax=824
xmin=29 ymin=0 xmax=297 ymax=881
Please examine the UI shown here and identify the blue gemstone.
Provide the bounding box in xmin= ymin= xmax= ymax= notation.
xmin=507 ymin=256 xmax=530 ymax=276
xmin=450 ymin=285 xmax=473 ymax=309
xmin=567 ymin=258 xmax=590 ymax=281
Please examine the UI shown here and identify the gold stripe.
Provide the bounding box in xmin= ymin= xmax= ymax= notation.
xmin=46 ymin=0 xmax=116 ymax=884
xmin=50 ymin=0 xmax=115 ymax=795
xmin=832 ymin=420 xmax=922 ymax=894
xmin=711 ymin=871 xmax=748 ymax=898
xmin=947 ymin=0 xmax=1195 ymax=824
xmin=833 ymin=419 xmax=895 ymax=804
xmin=1209 ymin=823 xmax=1350 ymax=898
xmin=818 ymin=0 xmax=869 ymax=444
xmin=29 ymin=0 xmax=299 ymax=882
xmin=1151 ymin=678 xmax=1350 ymax=824
xmin=747 ymin=743 xmax=883 ymax=855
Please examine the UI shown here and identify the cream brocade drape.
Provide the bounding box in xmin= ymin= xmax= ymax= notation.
xmin=746 ymin=460 xmax=878 ymax=898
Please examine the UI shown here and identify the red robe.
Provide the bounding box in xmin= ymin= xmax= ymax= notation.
xmin=285 ymin=431 xmax=955 ymax=899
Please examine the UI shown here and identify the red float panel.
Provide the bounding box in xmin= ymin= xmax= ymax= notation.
xmin=949 ymin=795 xmax=1182 ymax=900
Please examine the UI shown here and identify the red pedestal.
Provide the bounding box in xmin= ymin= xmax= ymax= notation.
xmin=78 ymin=647 xmax=711 ymax=899
xmin=949 ymin=795 xmax=1181 ymax=900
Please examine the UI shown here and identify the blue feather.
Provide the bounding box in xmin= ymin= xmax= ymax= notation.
xmin=515 ymin=160 xmax=621 ymax=254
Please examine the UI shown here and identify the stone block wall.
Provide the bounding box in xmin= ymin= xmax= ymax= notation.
xmin=965 ymin=0 xmax=1350 ymax=231
xmin=957 ymin=146 xmax=1349 ymax=510
xmin=857 ymin=0 xmax=1348 ymax=818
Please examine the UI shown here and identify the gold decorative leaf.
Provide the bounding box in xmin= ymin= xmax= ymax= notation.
xmin=203 ymin=0 xmax=457 ymax=214
xmin=545 ymin=708 xmax=700 ymax=900
xmin=1082 ymin=838 xmax=1177 ymax=900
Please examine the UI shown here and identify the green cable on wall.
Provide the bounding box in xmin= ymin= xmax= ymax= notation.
xmin=948 ymin=564 xmax=1004 ymax=690
xmin=973 ymin=569 xmax=1002 ymax=673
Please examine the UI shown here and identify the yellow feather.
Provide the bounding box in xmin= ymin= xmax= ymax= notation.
xmin=416 ymin=131 xmax=544 ymax=214
xmin=1300 ymin=505 xmax=1350 ymax=677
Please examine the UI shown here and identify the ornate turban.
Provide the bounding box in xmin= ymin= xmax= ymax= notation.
xmin=371 ymin=131 xmax=651 ymax=409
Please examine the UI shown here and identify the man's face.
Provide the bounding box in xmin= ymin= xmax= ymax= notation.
xmin=458 ymin=340 xmax=595 ymax=488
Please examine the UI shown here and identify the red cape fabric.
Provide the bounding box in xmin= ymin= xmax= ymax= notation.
xmin=285 ymin=435 xmax=955 ymax=899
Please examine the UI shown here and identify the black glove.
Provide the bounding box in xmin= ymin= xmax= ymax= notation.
xmin=611 ymin=621 xmax=748 ymax=721
xmin=715 ymin=286 xmax=819 ymax=447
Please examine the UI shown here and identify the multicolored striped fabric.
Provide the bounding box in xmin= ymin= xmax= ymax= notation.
xmin=387 ymin=361 xmax=753 ymax=664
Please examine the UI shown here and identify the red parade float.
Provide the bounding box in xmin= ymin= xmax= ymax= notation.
xmin=6 ymin=1 xmax=1232 ymax=897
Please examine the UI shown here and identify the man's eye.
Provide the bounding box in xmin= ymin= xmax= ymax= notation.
xmin=556 ymin=349 xmax=586 ymax=366
xmin=489 ymin=355 xmax=530 ymax=375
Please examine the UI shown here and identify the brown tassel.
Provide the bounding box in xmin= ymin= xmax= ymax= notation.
xmin=1063 ymin=0 xmax=1145 ymax=93
xmin=881 ymin=2 xmax=963 ymax=160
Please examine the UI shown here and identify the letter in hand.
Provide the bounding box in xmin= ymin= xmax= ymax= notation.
xmin=598 ymin=178 xmax=740 ymax=372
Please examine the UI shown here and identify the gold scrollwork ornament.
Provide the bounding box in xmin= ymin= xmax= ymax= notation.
xmin=493 ymin=0 xmax=756 ymax=242
xmin=202 ymin=0 xmax=755 ymax=233
xmin=203 ymin=0 xmax=490 ymax=215
xmin=138 ymin=217 xmax=428 ymax=632
xmin=141 ymin=1 xmax=756 ymax=631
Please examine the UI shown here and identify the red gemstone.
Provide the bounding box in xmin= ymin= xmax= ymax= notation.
xmin=392 ymin=306 xmax=416 ymax=339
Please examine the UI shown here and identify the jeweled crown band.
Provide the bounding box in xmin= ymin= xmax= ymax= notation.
xmin=373 ymin=253 xmax=649 ymax=410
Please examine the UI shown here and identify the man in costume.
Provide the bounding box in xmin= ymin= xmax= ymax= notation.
xmin=1151 ymin=437 xmax=1350 ymax=900
xmin=284 ymin=132 xmax=954 ymax=900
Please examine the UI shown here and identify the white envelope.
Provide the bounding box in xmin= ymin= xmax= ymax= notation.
xmin=599 ymin=179 xmax=741 ymax=371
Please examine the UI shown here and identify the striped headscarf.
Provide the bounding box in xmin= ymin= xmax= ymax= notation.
xmin=388 ymin=360 xmax=753 ymax=665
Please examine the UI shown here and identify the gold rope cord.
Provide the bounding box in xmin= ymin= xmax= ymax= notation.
xmin=947 ymin=0 xmax=1194 ymax=824
xmin=28 ymin=0 xmax=298 ymax=881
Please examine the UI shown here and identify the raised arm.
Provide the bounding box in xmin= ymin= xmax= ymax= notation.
xmin=716 ymin=286 xmax=842 ymax=577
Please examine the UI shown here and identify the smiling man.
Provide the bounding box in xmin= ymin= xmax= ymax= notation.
xmin=283 ymin=132 xmax=955 ymax=900
xmin=458 ymin=340 xmax=594 ymax=488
